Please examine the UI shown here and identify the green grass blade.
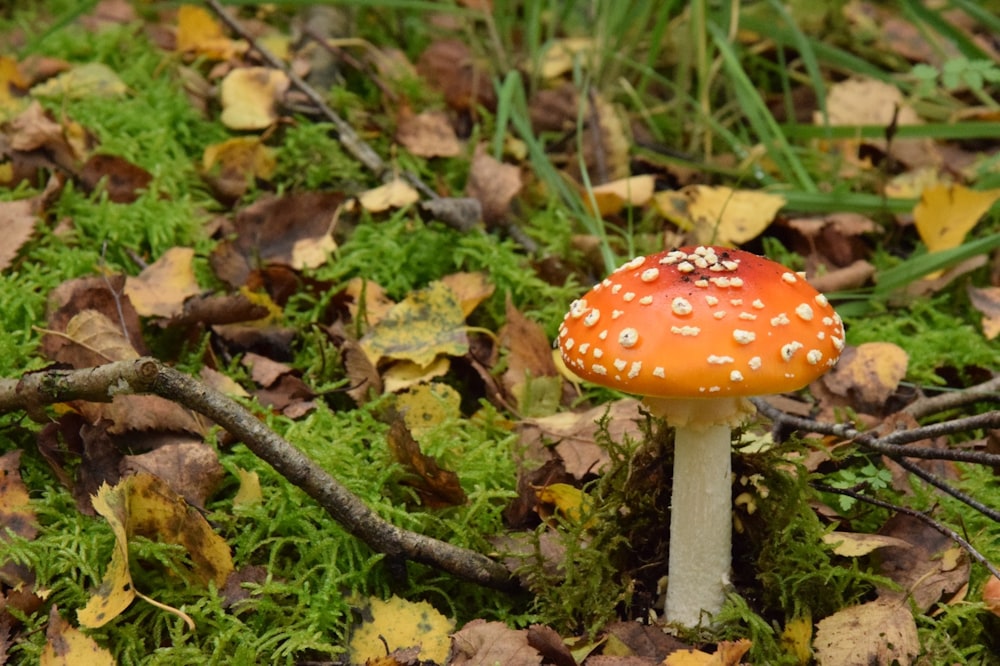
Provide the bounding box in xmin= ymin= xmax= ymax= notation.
xmin=874 ymin=232 xmax=1000 ymax=295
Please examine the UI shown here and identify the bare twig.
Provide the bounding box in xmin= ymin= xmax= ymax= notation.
xmin=902 ymin=375 xmax=1000 ymax=420
xmin=812 ymin=482 xmax=1000 ymax=581
xmin=0 ymin=359 xmax=516 ymax=591
xmin=889 ymin=456 xmax=1000 ymax=524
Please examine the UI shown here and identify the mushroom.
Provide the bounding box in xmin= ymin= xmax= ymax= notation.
xmin=557 ymin=245 xmax=844 ymax=627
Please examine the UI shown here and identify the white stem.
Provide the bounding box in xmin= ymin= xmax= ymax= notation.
xmin=665 ymin=423 xmax=732 ymax=627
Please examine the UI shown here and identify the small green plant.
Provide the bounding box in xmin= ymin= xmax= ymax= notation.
xmin=825 ymin=462 xmax=894 ymax=512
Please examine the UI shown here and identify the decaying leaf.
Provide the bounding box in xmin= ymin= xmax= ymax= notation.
xmin=175 ymin=4 xmax=245 ymax=60
xmin=219 ymin=67 xmax=289 ymax=130
xmin=967 ymin=285 xmax=1000 ymax=339
xmin=397 ymin=382 xmax=461 ymax=439
xmin=466 ymin=143 xmax=522 ymax=223
xmin=586 ymin=174 xmax=655 ymax=216
xmin=232 ymin=468 xmax=262 ymax=508
xmin=357 ymin=178 xmax=421 ymax=213
xmin=500 ymin=298 xmax=561 ymax=416
xmin=121 ymin=441 xmax=224 ymax=509
xmin=382 ymin=356 xmax=451 ymax=393
xmin=820 ymin=342 xmax=908 ymax=413
xmin=396 ymin=108 xmax=461 ymax=158
xmin=822 ymin=531 xmax=910 ymax=557
xmin=360 ymin=281 xmax=469 ymax=367
xmin=386 ymin=416 xmax=467 ymax=508
xmin=662 ymin=638 xmax=752 ymax=665
xmin=31 ymin=62 xmax=127 ymax=99
xmin=42 ymin=606 xmax=115 ymax=666
xmin=201 ymin=136 xmax=276 ymax=201
xmin=438 ymin=271 xmax=495 ymax=318
xmin=534 ymin=482 xmax=593 ymax=527
xmin=450 ymin=619 xmax=542 ymax=666
xmin=913 ymin=184 xmax=1000 ymax=254
xmin=78 ymin=473 xmax=234 ymax=628
xmin=124 ymin=247 xmax=201 ymax=319
xmin=348 ymin=595 xmax=454 ymax=664
xmin=654 ymin=185 xmax=785 ymax=246
xmin=813 ymin=599 xmax=918 ymax=666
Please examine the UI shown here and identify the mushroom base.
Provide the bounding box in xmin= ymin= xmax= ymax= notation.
xmin=665 ymin=422 xmax=733 ymax=627
xmin=643 ymin=395 xmax=755 ymax=430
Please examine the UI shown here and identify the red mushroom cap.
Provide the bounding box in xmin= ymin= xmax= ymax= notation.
xmin=558 ymin=246 xmax=845 ymax=399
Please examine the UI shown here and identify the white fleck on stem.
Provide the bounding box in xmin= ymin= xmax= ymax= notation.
xmin=665 ymin=423 xmax=732 ymax=627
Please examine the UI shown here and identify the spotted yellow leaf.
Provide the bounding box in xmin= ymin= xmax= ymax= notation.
xmin=914 ymin=183 xmax=1000 ymax=253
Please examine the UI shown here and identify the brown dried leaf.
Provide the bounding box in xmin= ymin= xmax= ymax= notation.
xmin=416 ymin=40 xmax=496 ymax=112
xmin=967 ymin=285 xmax=1000 ymax=340
xmin=0 ymin=198 xmax=41 ymax=271
xmin=124 ymin=247 xmax=201 ymax=318
xmin=450 ymin=619 xmax=542 ymax=666
xmin=500 ymin=298 xmax=560 ymax=415
xmin=466 ymin=144 xmax=521 ymax=223
xmin=78 ymin=154 xmax=153 ymax=203
xmin=820 ymin=342 xmax=908 ymax=414
xmin=396 ymin=109 xmax=461 ymax=158
xmin=0 ymin=450 xmax=37 ymax=542
xmin=876 ymin=512 xmax=970 ymax=613
xmin=386 ymin=416 xmax=467 ymax=508
xmin=121 ymin=441 xmax=224 ymax=509
xmin=813 ymin=599 xmax=918 ymax=666
xmin=201 ymin=136 xmax=276 ymax=202
xmin=62 ymin=309 xmax=140 ymax=365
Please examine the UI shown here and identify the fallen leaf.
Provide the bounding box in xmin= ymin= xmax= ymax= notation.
xmin=397 ymin=382 xmax=461 ymax=439
xmin=360 ymin=281 xmax=469 ymax=367
xmin=450 ymin=619 xmax=542 ymax=666
xmin=219 ymin=67 xmax=289 ymax=130
xmin=822 ymin=531 xmax=910 ymax=557
xmin=31 ymin=62 xmax=127 ymax=99
xmin=983 ymin=576 xmax=1000 ymax=617
xmin=175 ymin=4 xmax=244 ymax=60
xmin=42 ymin=606 xmax=115 ymax=666
xmin=0 ymin=450 xmax=38 ymax=544
xmin=349 ymin=595 xmax=454 ymax=664
xmin=357 ymin=178 xmax=421 ymax=213
xmin=386 ymin=416 xmax=467 ymax=508
xmin=202 ymin=136 xmax=276 ymax=201
xmin=61 ymin=309 xmax=140 ymax=364
xmin=396 ymin=108 xmax=462 ymax=158
xmin=967 ymin=285 xmax=1000 ymax=339
xmin=416 ymin=40 xmax=496 ymax=112
xmin=438 ymin=271 xmax=495 ymax=318
xmin=537 ymin=37 xmax=595 ymax=79
xmin=124 ymin=247 xmax=201 ymax=318
xmin=586 ymin=175 xmax=655 ymax=216
xmin=820 ymin=342 xmax=908 ymax=414
xmin=654 ymin=186 xmax=785 ymax=246
xmin=232 ymin=468 xmax=262 ymax=508
xmin=535 ymin=482 xmax=594 ymax=527
xmin=466 ymin=143 xmax=522 ymax=223
xmin=876 ymin=512 xmax=969 ymax=613
xmin=121 ymin=440 xmax=224 ymax=509
xmin=0 ymin=197 xmax=42 ymax=271
xmin=780 ymin=615 xmax=813 ymax=666
xmin=500 ymin=298 xmax=561 ymax=416
xmin=78 ymin=479 xmax=135 ymax=627
xmin=382 ymin=357 xmax=451 ymax=393
xmin=78 ymin=154 xmax=153 ymax=203
xmin=813 ymin=599 xmax=918 ymax=666
xmin=913 ymin=184 xmax=1000 ymax=254
xmin=662 ymin=639 xmax=752 ymax=665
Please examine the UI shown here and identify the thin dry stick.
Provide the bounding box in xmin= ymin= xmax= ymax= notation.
xmin=0 ymin=359 xmax=516 ymax=591
xmin=902 ymin=375 xmax=1000 ymax=420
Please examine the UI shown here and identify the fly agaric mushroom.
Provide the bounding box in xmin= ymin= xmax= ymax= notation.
xmin=557 ymin=245 xmax=844 ymax=627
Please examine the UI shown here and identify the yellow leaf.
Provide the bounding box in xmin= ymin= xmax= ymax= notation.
xmin=126 ymin=473 xmax=234 ymax=587
xmin=653 ymin=185 xmax=785 ymax=245
xmin=357 ymin=178 xmax=420 ymax=213
xmin=535 ymin=483 xmax=593 ymax=526
xmin=780 ymin=615 xmax=813 ymax=665
xmin=31 ymin=63 xmax=127 ymax=99
xmin=219 ymin=67 xmax=289 ymax=130
xmin=360 ymin=281 xmax=469 ymax=367
xmin=202 ymin=136 xmax=277 ymax=198
xmin=78 ymin=474 xmax=235 ymax=629
xmin=586 ymin=175 xmax=655 ymax=216
xmin=662 ymin=639 xmax=752 ymax=666
xmin=967 ymin=285 xmax=1000 ymax=340
xmin=538 ymin=37 xmax=595 ymax=79
xmin=822 ymin=531 xmax=911 ymax=557
xmin=382 ymin=357 xmax=451 ymax=393
xmin=438 ymin=271 xmax=495 ymax=318
xmin=913 ymin=184 xmax=1000 ymax=253
xmin=397 ymin=382 xmax=462 ymax=439
xmin=123 ymin=247 xmax=201 ymax=318
xmin=176 ymin=4 xmax=244 ymax=60
xmin=232 ymin=468 xmax=262 ymax=508
xmin=813 ymin=600 xmax=918 ymax=666
xmin=78 ymin=482 xmax=135 ymax=628
xmin=43 ymin=607 xmax=116 ymax=666
xmin=348 ymin=596 xmax=454 ymax=664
